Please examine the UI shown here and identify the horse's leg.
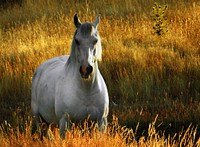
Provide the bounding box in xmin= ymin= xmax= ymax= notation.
xmin=38 ymin=115 xmax=50 ymax=141
xmin=41 ymin=122 xmax=48 ymax=140
xmin=39 ymin=122 xmax=57 ymax=140
xmin=103 ymin=117 xmax=108 ymax=129
xmin=59 ymin=114 xmax=71 ymax=139
xmin=98 ymin=117 xmax=108 ymax=133
xmin=49 ymin=123 xmax=57 ymax=137
xmin=32 ymin=114 xmax=42 ymax=140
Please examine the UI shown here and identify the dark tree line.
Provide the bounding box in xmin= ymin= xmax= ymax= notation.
xmin=0 ymin=0 xmax=22 ymax=8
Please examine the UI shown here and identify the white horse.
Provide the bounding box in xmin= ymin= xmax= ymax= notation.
xmin=31 ymin=14 xmax=109 ymax=138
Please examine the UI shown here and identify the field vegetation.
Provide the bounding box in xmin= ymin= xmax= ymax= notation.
xmin=0 ymin=0 xmax=200 ymax=146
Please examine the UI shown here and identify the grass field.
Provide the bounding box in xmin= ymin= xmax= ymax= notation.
xmin=0 ymin=0 xmax=200 ymax=146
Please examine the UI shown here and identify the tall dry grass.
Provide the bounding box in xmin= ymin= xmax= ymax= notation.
xmin=0 ymin=0 xmax=200 ymax=145
xmin=0 ymin=116 xmax=199 ymax=147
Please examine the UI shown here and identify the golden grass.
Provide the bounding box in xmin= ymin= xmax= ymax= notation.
xmin=0 ymin=0 xmax=200 ymax=146
xmin=0 ymin=116 xmax=199 ymax=147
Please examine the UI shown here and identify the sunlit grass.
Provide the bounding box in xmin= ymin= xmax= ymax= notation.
xmin=0 ymin=116 xmax=199 ymax=147
xmin=0 ymin=0 xmax=200 ymax=145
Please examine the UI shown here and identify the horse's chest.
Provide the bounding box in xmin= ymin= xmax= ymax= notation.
xmin=67 ymin=94 xmax=104 ymax=122
xmin=56 ymin=80 xmax=106 ymax=122
xmin=70 ymin=96 xmax=104 ymax=121
xmin=75 ymin=106 xmax=98 ymax=121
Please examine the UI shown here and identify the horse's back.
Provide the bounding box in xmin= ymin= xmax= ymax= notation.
xmin=32 ymin=55 xmax=69 ymax=89
xmin=31 ymin=55 xmax=69 ymax=123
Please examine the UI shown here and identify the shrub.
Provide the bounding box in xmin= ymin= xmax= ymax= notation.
xmin=152 ymin=2 xmax=168 ymax=36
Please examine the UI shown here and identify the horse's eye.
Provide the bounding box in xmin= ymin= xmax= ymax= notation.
xmin=93 ymin=39 xmax=98 ymax=45
xmin=75 ymin=39 xmax=79 ymax=45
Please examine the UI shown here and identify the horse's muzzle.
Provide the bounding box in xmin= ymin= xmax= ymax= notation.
xmin=79 ymin=65 xmax=93 ymax=79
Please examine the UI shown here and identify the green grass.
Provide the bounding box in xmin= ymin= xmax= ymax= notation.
xmin=0 ymin=0 xmax=200 ymax=145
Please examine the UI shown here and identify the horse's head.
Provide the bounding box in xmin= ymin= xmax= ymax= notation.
xmin=73 ymin=14 xmax=102 ymax=79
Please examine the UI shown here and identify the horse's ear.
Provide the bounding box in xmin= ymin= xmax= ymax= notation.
xmin=74 ymin=14 xmax=81 ymax=28
xmin=93 ymin=15 xmax=100 ymax=28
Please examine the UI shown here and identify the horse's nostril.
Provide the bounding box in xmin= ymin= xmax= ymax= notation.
xmin=79 ymin=65 xmax=93 ymax=78
xmin=80 ymin=66 xmax=87 ymax=75
xmin=87 ymin=66 xmax=93 ymax=74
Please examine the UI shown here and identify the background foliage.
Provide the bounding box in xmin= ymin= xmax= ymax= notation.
xmin=0 ymin=0 xmax=200 ymax=145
